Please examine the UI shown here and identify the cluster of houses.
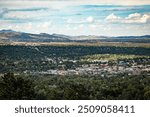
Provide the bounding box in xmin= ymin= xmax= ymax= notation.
xmin=27 ymin=59 xmax=150 ymax=77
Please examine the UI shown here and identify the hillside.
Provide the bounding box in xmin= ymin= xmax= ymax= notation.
xmin=0 ymin=30 xmax=71 ymax=43
xmin=0 ymin=30 xmax=150 ymax=43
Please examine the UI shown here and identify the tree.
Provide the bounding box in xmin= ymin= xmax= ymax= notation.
xmin=0 ymin=72 xmax=36 ymax=100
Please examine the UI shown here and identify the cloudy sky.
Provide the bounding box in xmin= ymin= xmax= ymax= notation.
xmin=0 ymin=0 xmax=150 ymax=36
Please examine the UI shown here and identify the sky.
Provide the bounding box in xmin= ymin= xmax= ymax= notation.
xmin=0 ymin=0 xmax=150 ymax=36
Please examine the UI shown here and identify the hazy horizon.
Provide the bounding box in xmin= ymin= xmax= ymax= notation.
xmin=1 ymin=29 xmax=150 ymax=37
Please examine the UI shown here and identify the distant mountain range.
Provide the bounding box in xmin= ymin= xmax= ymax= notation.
xmin=0 ymin=29 xmax=150 ymax=43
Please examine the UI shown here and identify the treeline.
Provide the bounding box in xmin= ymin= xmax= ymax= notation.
xmin=1 ymin=45 xmax=150 ymax=73
xmin=0 ymin=73 xmax=150 ymax=100
xmin=1 ymin=45 xmax=150 ymax=60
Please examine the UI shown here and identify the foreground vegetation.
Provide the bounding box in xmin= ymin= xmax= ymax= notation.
xmin=0 ymin=73 xmax=150 ymax=100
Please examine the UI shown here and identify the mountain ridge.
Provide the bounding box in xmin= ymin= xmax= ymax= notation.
xmin=0 ymin=30 xmax=150 ymax=43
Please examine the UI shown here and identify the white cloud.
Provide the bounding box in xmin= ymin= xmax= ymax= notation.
xmin=105 ymin=13 xmax=121 ymax=22
xmin=86 ymin=16 xmax=94 ymax=23
xmin=66 ymin=18 xmax=84 ymax=24
xmin=105 ymin=13 xmax=150 ymax=23
xmin=126 ymin=13 xmax=141 ymax=19
xmin=125 ymin=13 xmax=150 ymax=23
xmin=89 ymin=24 xmax=97 ymax=29
xmin=1 ymin=19 xmax=150 ymax=36
xmin=0 ymin=21 xmax=53 ymax=34
xmin=36 ymin=22 xmax=52 ymax=30
xmin=3 ymin=10 xmax=49 ymax=19
xmin=67 ymin=16 xmax=95 ymax=24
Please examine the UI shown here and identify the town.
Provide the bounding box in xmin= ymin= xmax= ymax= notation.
xmin=23 ymin=56 xmax=150 ymax=77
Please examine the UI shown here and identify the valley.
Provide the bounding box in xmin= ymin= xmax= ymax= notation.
xmin=0 ymin=30 xmax=150 ymax=100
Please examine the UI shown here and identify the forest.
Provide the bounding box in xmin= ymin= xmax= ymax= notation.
xmin=0 ymin=45 xmax=150 ymax=73
xmin=0 ymin=73 xmax=150 ymax=100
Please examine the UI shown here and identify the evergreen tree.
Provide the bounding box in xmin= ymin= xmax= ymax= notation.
xmin=0 ymin=72 xmax=36 ymax=100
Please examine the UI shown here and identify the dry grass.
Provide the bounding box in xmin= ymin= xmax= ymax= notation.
xmin=0 ymin=42 xmax=150 ymax=48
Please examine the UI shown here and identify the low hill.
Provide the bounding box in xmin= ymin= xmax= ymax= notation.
xmin=0 ymin=30 xmax=71 ymax=43
xmin=0 ymin=29 xmax=150 ymax=43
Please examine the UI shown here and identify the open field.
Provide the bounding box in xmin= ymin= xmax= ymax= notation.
xmin=81 ymin=54 xmax=150 ymax=62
